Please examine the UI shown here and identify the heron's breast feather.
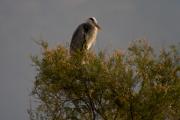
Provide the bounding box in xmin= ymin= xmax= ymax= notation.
xmin=87 ymin=28 xmax=98 ymax=50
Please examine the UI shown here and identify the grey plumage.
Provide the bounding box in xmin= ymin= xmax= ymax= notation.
xmin=70 ymin=17 xmax=101 ymax=55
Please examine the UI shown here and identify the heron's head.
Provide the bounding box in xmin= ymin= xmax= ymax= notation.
xmin=87 ymin=17 xmax=101 ymax=30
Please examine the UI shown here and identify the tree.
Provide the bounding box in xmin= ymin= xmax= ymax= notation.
xmin=29 ymin=40 xmax=180 ymax=120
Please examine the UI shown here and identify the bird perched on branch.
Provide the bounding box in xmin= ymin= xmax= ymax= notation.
xmin=70 ymin=17 xmax=101 ymax=55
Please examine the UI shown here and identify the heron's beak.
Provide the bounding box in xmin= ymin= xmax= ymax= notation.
xmin=95 ymin=23 xmax=101 ymax=30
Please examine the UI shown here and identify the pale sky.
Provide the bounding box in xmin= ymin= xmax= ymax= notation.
xmin=0 ymin=0 xmax=180 ymax=120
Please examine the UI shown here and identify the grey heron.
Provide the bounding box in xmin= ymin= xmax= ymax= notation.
xmin=70 ymin=17 xmax=101 ymax=55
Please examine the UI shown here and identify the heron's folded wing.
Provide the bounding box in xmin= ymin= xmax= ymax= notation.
xmin=70 ymin=24 xmax=85 ymax=51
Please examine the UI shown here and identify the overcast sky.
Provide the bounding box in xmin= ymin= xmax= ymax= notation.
xmin=0 ymin=0 xmax=180 ymax=120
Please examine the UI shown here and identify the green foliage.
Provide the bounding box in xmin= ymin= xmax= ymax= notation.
xmin=29 ymin=40 xmax=180 ymax=120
